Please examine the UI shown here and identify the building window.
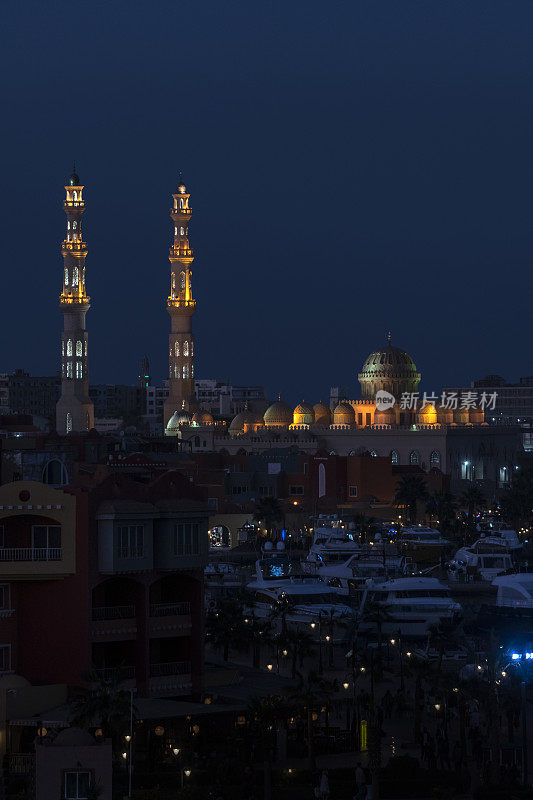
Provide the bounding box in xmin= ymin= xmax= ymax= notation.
xmin=191 ymin=364 xmax=194 ymax=378
xmin=191 ymin=341 xmax=194 ymax=356
xmin=76 ymin=341 xmax=82 ymax=357
xmin=66 ymin=339 xmax=73 ymax=357
xmin=43 ymin=459 xmax=68 ymax=486
xmin=289 ymin=485 xmax=304 ymax=495
xmin=62 ymin=341 xmax=65 ymax=356
xmin=64 ymin=268 xmax=69 ymax=285
xmin=180 ymin=271 xmax=186 ymax=289
xmin=180 ymin=226 xmax=185 ymax=235
xmin=370 ymin=450 xmax=378 ymax=457
xmin=66 ymin=411 xmax=72 ymax=432
xmin=182 ymin=366 xmax=186 ymax=379
xmin=174 ymin=523 xmax=200 ymax=556
xmin=84 ymin=341 xmax=87 ymax=357
xmin=391 ymin=450 xmax=399 ymax=464
xmin=73 ymin=267 xmax=79 ymax=286
xmin=75 ymin=361 xmax=82 ymax=379
xmin=118 ymin=525 xmax=144 ymax=559
xmin=409 ymin=450 xmax=420 ymax=465
xmin=0 ymin=645 xmax=11 ymax=673
xmin=72 ymin=221 xmax=77 ymax=230
xmin=175 ymin=341 xmax=180 ymax=357
xmin=66 ymin=362 xmax=72 ymax=379
xmin=349 ymin=486 xmax=358 ymax=498
xmin=32 ymin=525 xmax=61 ymax=555
xmin=183 ymin=341 xmax=189 ymax=357
xmin=64 ymin=771 xmax=91 ymax=800
xmin=430 ymin=450 xmax=441 ymax=467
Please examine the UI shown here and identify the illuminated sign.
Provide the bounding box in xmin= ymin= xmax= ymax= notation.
xmin=511 ymin=652 xmax=533 ymax=660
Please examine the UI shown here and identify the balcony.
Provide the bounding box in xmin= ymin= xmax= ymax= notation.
xmin=92 ymin=605 xmax=135 ymax=621
xmin=150 ymin=602 xmax=190 ymax=617
xmin=149 ymin=602 xmax=192 ymax=637
xmin=7 ymin=753 xmax=35 ymax=776
xmin=90 ymin=605 xmax=137 ymax=640
xmin=93 ymin=665 xmax=136 ymax=682
xmin=0 ymin=547 xmax=62 ymax=562
xmin=118 ymin=547 xmax=144 ymax=560
xmin=149 ymin=661 xmax=191 ymax=697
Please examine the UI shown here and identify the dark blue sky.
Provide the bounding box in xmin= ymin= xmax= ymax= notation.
xmin=1 ymin=1 xmax=532 ymax=403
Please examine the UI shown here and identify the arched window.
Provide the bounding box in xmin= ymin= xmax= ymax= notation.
xmin=183 ymin=341 xmax=189 ymax=357
xmin=84 ymin=341 xmax=87 ymax=356
xmin=370 ymin=450 xmax=378 ymax=457
xmin=348 ymin=450 xmax=356 ymax=456
xmin=73 ymin=221 xmax=77 ymax=230
xmin=43 ymin=459 xmax=68 ymax=486
xmin=66 ymin=339 xmax=73 ymax=356
xmin=430 ymin=450 xmax=441 ymax=467
xmin=174 ymin=341 xmax=180 ymax=357
xmin=73 ymin=191 xmax=77 ymax=201
xmin=172 ymin=273 xmax=175 ymax=289
xmin=182 ymin=365 xmax=187 ymax=379
xmin=409 ymin=450 xmax=420 ymax=465
xmin=67 ymin=221 xmax=70 ymax=230
xmin=73 ymin=267 xmax=79 ymax=286
xmin=66 ymin=412 xmax=72 ymax=433
xmin=174 ymin=226 xmax=177 ymax=236
xmin=61 ymin=341 xmax=65 ymax=357
xmin=76 ymin=340 xmax=82 ymax=357
xmin=191 ymin=341 xmax=194 ymax=356
xmin=76 ymin=362 xmax=83 ymax=379
xmin=66 ymin=362 xmax=72 ymax=378
xmin=64 ymin=268 xmax=69 ymax=285
xmin=329 ymin=450 xmax=337 ymax=456
xmin=180 ymin=226 xmax=184 ymax=236
xmin=174 ymin=365 xmax=179 ymax=378
xmin=191 ymin=364 xmax=194 ymax=377
xmin=179 ymin=198 xmax=184 ymax=209
xmin=180 ymin=271 xmax=186 ymax=289
xmin=391 ymin=450 xmax=399 ymax=464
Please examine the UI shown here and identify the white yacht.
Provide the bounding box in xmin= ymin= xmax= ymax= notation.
xmin=355 ymin=576 xmax=462 ymax=637
xmin=245 ymin=553 xmax=353 ymax=633
xmin=448 ymin=540 xmax=513 ymax=583
xmin=306 ymin=522 xmax=362 ymax=564
xmin=476 ymin=520 xmax=521 ymax=551
xmin=314 ymin=552 xmax=413 ymax=595
xmin=204 ymin=561 xmax=247 ymax=600
xmin=492 ymin=574 xmax=533 ymax=610
xmin=397 ymin=526 xmax=451 ymax=549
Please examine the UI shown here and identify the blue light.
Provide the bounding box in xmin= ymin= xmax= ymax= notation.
xmin=512 ymin=653 xmax=521 ymax=660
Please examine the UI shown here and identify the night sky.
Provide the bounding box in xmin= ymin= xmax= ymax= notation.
xmin=1 ymin=1 xmax=532 ymax=403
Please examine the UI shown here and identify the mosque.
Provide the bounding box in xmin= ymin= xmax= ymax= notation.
xmin=52 ymin=170 xmax=521 ymax=493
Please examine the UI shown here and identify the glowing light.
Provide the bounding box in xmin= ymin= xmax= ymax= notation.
xmin=267 ymin=664 xmax=273 ymax=671
xmin=184 ymin=769 xmax=191 ymax=778
xmin=343 ymin=681 xmax=350 ymax=690
xmin=122 ymin=752 xmax=127 ymax=759
xmin=173 ymin=747 xmax=180 ymax=756
xmin=124 ymin=734 xmax=131 ymax=742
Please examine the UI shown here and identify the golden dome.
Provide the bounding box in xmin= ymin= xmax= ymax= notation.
xmin=469 ymin=407 xmax=484 ymax=424
xmin=264 ymin=399 xmax=293 ymax=427
xmin=313 ymin=402 xmax=332 ymax=426
xmin=358 ymin=334 xmax=421 ymax=400
xmin=374 ymin=406 xmax=395 ymax=425
xmin=437 ymin=406 xmax=453 ymax=424
xmin=293 ymin=402 xmax=315 ymax=426
xmin=192 ymin=410 xmax=214 ymax=425
xmin=453 ymin=407 xmax=469 ymax=424
xmin=333 ymin=401 xmax=355 ymax=426
xmin=229 ymin=411 xmax=247 ymax=433
xmin=417 ymin=403 xmax=437 ymax=425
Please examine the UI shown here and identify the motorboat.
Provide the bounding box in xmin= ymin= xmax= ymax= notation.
xmin=310 ymin=551 xmax=413 ymax=595
xmin=397 ymin=526 xmax=451 ymax=548
xmin=448 ymin=540 xmax=513 ymax=582
xmin=306 ymin=523 xmax=362 ymax=564
xmin=245 ymin=553 xmax=354 ymax=634
xmin=492 ymin=573 xmax=533 ymax=610
xmin=204 ymin=561 xmax=247 ymax=600
xmin=476 ymin=520 xmax=521 ymax=551
xmin=354 ymin=576 xmax=462 ymax=637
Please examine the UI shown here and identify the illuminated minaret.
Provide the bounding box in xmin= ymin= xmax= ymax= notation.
xmin=163 ymin=175 xmax=196 ymax=427
xmin=55 ymin=168 xmax=94 ymax=434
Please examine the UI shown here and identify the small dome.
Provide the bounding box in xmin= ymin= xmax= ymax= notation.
xmin=166 ymin=412 xmax=180 ymax=431
xmin=453 ymin=407 xmax=469 ymax=424
xmin=469 ymin=407 xmax=484 ymax=424
xmin=293 ymin=402 xmax=315 ymax=426
xmin=437 ymin=406 xmax=453 ymax=424
xmin=374 ymin=406 xmax=395 ymax=425
xmin=417 ymin=403 xmax=438 ymax=425
xmin=68 ymin=171 xmax=80 ymax=186
xmin=264 ymin=399 xmax=293 ymax=427
xmin=333 ymin=402 xmax=355 ymax=426
xmin=229 ymin=412 xmax=246 ymax=433
xmin=313 ymin=402 xmax=332 ymax=426
xmin=192 ymin=411 xmax=214 ymax=425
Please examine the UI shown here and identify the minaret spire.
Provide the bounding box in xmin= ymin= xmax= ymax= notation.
xmin=163 ymin=176 xmax=196 ymax=429
xmin=55 ymin=168 xmax=94 ymax=434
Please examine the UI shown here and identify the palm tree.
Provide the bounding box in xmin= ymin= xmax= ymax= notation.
xmin=352 ymin=512 xmax=376 ymax=544
xmin=394 ymin=474 xmax=428 ymax=523
xmin=248 ymin=696 xmax=291 ymax=800
xmin=286 ymin=670 xmax=336 ymax=769
xmin=205 ymin=598 xmax=250 ymax=662
xmin=358 ymin=599 xmax=393 ymax=677
xmin=460 ymin=484 xmax=485 ymax=522
xmin=70 ymin=670 xmax=134 ymax=754
xmin=277 ymin=627 xmax=315 ymax=678
xmin=426 ymin=491 xmax=457 ymax=531
xmin=253 ymin=497 xmax=283 ymax=536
